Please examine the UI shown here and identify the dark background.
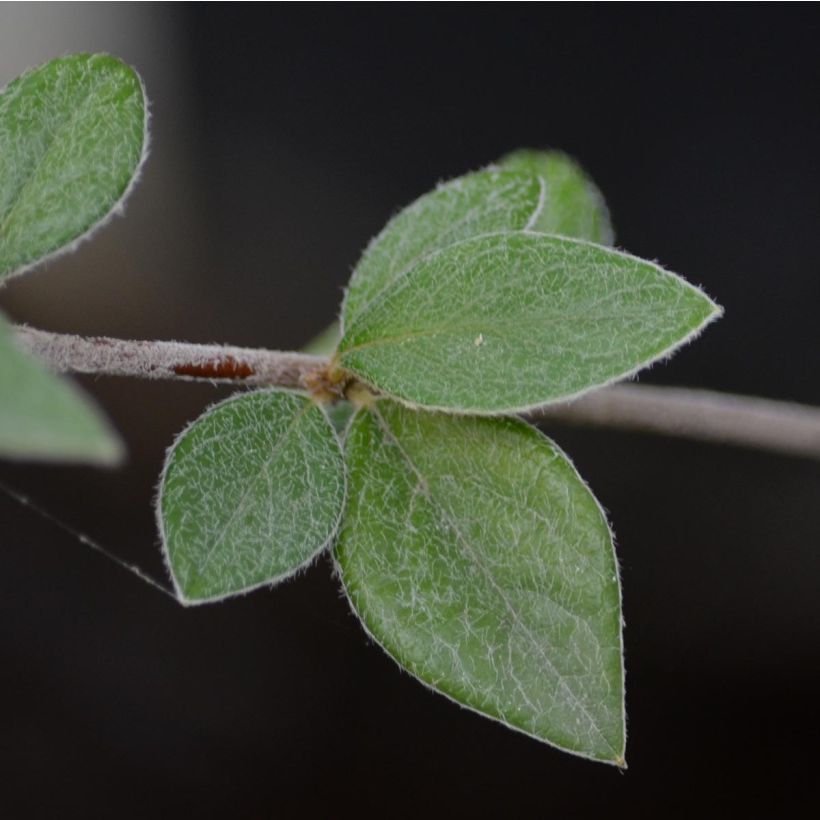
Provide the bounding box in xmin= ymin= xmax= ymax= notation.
xmin=1 ymin=5 xmax=819 ymax=817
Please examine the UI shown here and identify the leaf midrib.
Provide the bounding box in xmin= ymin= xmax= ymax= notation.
xmin=341 ymin=305 xmax=693 ymax=358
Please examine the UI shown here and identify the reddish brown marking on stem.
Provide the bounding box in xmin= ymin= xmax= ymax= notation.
xmin=172 ymin=355 xmax=255 ymax=380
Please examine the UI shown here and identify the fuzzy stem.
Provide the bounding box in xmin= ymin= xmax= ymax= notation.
xmin=14 ymin=325 xmax=820 ymax=460
xmin=14 ymin=325 xmax=326 ymax=390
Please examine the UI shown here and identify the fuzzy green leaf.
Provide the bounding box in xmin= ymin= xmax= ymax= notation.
xmin=0 ymin=311 xmax=123 ymax=464
xmin=499 ymin=149 xmax=614 ymax=245
xmin=0 ymin=53 xmax=146 ymax=282
xmin=342 ymin=168 xmax=544 ymax=327
xmin=336 ymin=402 xmax=625 ymax=764
xmin=159 ymin=390 xmax=346 ymax=605
xmin=338 ymin=232 xmax=721 ymax=414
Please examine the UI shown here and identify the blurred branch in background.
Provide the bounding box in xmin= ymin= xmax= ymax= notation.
xmin=535 ymin=383 xmax=820 ymax=461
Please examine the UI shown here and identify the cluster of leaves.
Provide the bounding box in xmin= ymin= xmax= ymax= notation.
xmin=0 ymin=55 xmax=721 ymax=765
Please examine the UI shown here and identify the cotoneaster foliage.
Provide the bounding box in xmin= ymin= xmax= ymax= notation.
xmin=0 ymin=54 xmax=724 ymax=766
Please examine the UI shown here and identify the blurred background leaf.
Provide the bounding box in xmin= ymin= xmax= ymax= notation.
xmin=0 ymin=53 xmax=146 ymax=282
xmin=0 ymin=310 xmax=123 ymax=464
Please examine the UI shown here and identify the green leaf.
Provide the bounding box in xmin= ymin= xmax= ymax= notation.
xmin=336 ymin=402 xmax=625 ymax=764
xmin=338 ymin=232 xmax=721 ymax=414
xmin=342 ymin=168 xmax=544 ymax=327
xmin=159 ymin=389 xmax=346 ymax=605
xmin=499 ymin=149 xmax=614 ymax=245
xmin=0 ymin=311 xmax=123 ymax=464
xmin=0 ymin=53 xmax=147 ymax=282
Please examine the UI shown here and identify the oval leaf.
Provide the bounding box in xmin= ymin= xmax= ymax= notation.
xmin=338 ymin=231 xmax=721 ymax=414
xmin=336 ymin=402 xmax=625 ymax=764
xmin=0 ymin=311 xmax=123 ymax=464
xmin=342 ymin=168 xmax=544 ymax=327
xmin=159 ymin=390 xmax=346 ymax=605
xmin=0 ymin=53 xmax=147 ymax=282
xmin=500 ymin=149 xmax=614 ymax=244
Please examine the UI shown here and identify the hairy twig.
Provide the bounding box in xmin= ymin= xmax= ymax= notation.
xmin=15 ymin=325 xmax=326 ymax=390
xmin=15 ymin=325 xmax=820 ymax=461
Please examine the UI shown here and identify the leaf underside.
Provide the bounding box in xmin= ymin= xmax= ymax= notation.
xmin=159 ymin=390 xmax=346 ymax=604
xmin=0 ymin=53 xmax=146 ymax=282
xmin=0 ymin=310 xmax=123 ymax=464
xmin=339 ymin=231 xmax=720 ymax=414
xmin=336 ymin=402 xmax=625 ymax=763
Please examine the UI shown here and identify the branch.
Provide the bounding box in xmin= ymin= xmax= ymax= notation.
xmin=15 ymin=326 xmax=820 ymax=460
xmin=15 ymin=325 xmax=327 ymax=390
xmin=531 ymin=383 xmax=820 ymax=461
